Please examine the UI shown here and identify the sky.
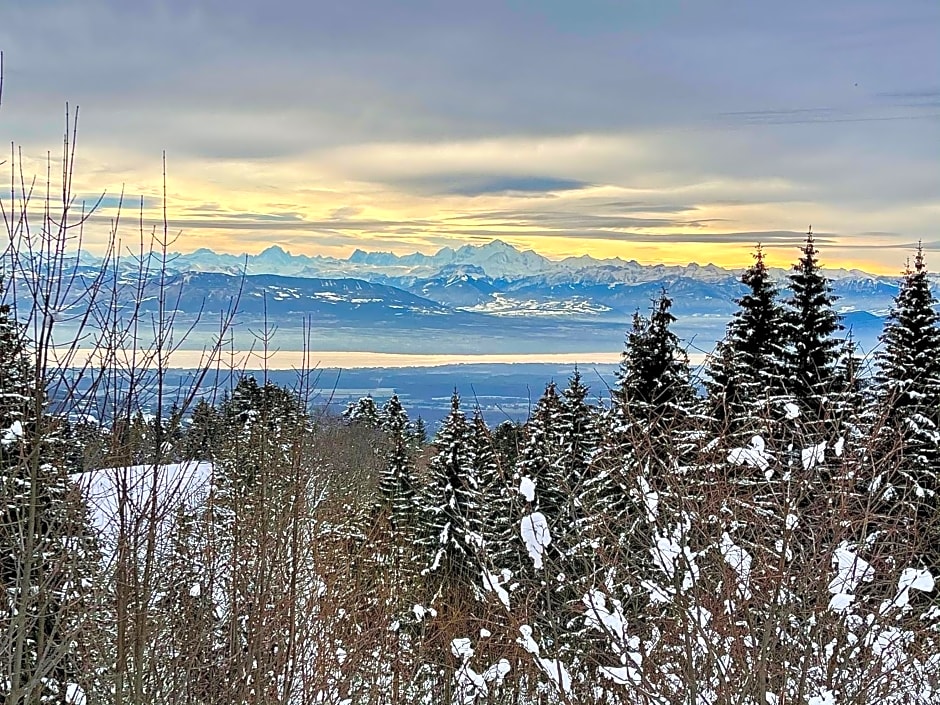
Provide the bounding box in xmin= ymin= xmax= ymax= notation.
xmin=1 ymin=0 xmax=938 ymax=273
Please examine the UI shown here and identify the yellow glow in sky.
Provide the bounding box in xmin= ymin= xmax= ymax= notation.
xmin=7 ymin=132 xmax=933 ymax=277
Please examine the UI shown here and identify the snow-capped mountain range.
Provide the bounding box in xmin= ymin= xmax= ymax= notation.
xmin=20 ymin=239 xmax=906 ymax=356
xmin=128 ymin=239 xmax=900 ymax=320
xmin=166 ymin=238 xmax=877 ymax=284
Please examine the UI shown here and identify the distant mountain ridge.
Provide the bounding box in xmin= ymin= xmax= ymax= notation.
xmin=121 ymin=238 xmax=901 ymax=316
xmin=133 ymin=238 xmax=891 ymax=285
xmin=17 ymin=239 xmax=913 ymax=359
xmin=41 ymin=239 xmax=915 ymax=356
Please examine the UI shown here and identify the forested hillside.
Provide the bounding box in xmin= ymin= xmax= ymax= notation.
xmin=5 ymin=226 xmax=940 ymax=703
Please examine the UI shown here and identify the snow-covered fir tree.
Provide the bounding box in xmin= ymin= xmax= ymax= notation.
xmin=214 ymin=376 xmax=307 ymax=501
xmin=467 ymin=408 xmax=502 ymax=546
xmin=613 ymin=291 xmax=696 ymax=432
xmin=378 ymin=394 xmax=417 ymax=532
xmin=558 ymin=367 xmax=598 ymax=492
xmin=211 ymin=376 xmax=309 ymax=691
xmin=782 ymin=229 xmax=845 ymax=418
xmin=705 ymin=245 xmax=788 ymax=435
xmin=417 ymin=391 xmax=480 ymax=584
xmin=870 ymin=245 xmax=940 ymax=556
xmin=514 ymin=383 xmax=568 ymax=525
xmin=343 ymin=395 xmax=383 ymax=429
xmin=831 ymin=332 xmax=866 ymax=432
xmin=497 ymin=383 xmax=566 ymax=569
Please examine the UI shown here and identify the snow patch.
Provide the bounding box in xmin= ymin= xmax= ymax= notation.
xmin=451 ymin=637 xmax=474 ymax=660
xmin=519 ymin=476 xmax=536 ymax=503
xmin=481 ymin=568 xmax=511 ymax=609
xmin=719 ymin=533 xmax=753 ymax=602
xmin=520 ymin=512 xmax=551 ymax=570
xmin=66 ymin=683 xmax=86 ymax=705
xmin=808 ymin=687 xmax=837 ymax=705
xmin=802 ymin=441 xmax=826 ymax=471
xmin=828 ymin=542 xmax=874 ymax=612
xmin=1 ymin=420 xmax=23 ymax=446
xmin=834 ymin=436 xmax=845 ymax=457
xmin=74 ymin=462 xmax=213 ymax=545
xmin=636 ymin=475 xmax=659 ymax=522
xmin=893 ymin=567 xmax=935 ymax=610
xmin=728 ymin=435 xmax=769 ymax=473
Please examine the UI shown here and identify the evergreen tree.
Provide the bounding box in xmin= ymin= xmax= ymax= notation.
xmin=417 ymin=391 xmax=479 ymax=583
xmin=870 ymin=245 xmax=940 ymax=545
xmin=378 ymin=395 xmax=417 ymax=531
xmin=831 ymin=332 xmax=866 ymax=431
xmin=211 ymin=375 xmax=309 ymax=686
xmin=515 ymin=383 xmax=566 ymax=521
xmin=0 ymin=291 xmax=99 ymax=704
xmin=181 ymin=398 xmax=221 ymax=462
xmin=510 ymin=382 xmax=593 ymax=592
xmin=476 ymin=414 xmax=523 ymax=577
xmin=612 ymin=291 xmax=696 ymax=440
xmin=558 ymin=367 xmax=598 ymax=492
xmin=615 ymin=292 xmax=696 ymax=417
xmin=467 ymin=409 xmax=506 ymax=549
xmin=409 ymin=416 xmax=429 ymax=449
xmin=705 ymin=245 xmax=788 ymax=434
xmin=215 ymin=376 xmax=307 ymax=502
xmin=492 ymin=420 xmax=524 ymax=469
xmin=343 ymin=395 xmax=383 ymax=429
xmin=782 ymin=229 xmax=844 ymax=415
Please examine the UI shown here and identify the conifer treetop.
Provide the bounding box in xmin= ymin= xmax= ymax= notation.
xmin=783 ymin=228 xmax=844 ymax=403
xmin=876 ymin=243 xmax=940 ymax=412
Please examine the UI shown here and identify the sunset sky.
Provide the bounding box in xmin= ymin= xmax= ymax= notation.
xmin=1 ymin=0 xmax=937 ymax=273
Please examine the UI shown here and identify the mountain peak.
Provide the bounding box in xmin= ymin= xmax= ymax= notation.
xmin=481 ymin=239 xmax=515 ymax=251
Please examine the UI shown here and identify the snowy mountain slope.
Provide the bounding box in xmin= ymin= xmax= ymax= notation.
xmin=152 ymin=272 xmax=453 ymax=319
xmin=37 ymin=271 xmax=454 ymax=323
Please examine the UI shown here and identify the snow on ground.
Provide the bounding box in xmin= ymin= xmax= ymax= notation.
xmin=73 ymin=461 xmax=213 ymax=543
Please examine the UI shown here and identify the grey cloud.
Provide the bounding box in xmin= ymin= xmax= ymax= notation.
xmin=91 ymin=214 xmax=436 ymax=234
xmin=329 ymin=206 xmax=364 ymax=220
xmin=876 ymin=88 xmax=940 ymax=108
xmin=594 ymin=202 xmax=701 ymax=214
xmin=442 ymin=176 xmax=592 ymax=197
xmin=4 ymin=0 xmax=936 ymax=144
xmin=1 ymin=0 xmax=937 ymax=254
xmin=391 ymin=174 xmax=592 ymax=197
xmin=446 ymin=210 xmax=705 ymax=230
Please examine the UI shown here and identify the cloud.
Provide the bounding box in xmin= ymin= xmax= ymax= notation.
xmin=876 ymin=88 xmax=940 ymax=109
xmin=1 ymin=0 xmax=937 ymax=270
xmin=430 ymin=175 xmax=591 ymax=197
xmin=81 ymin=193 xmax=160 ymax=210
